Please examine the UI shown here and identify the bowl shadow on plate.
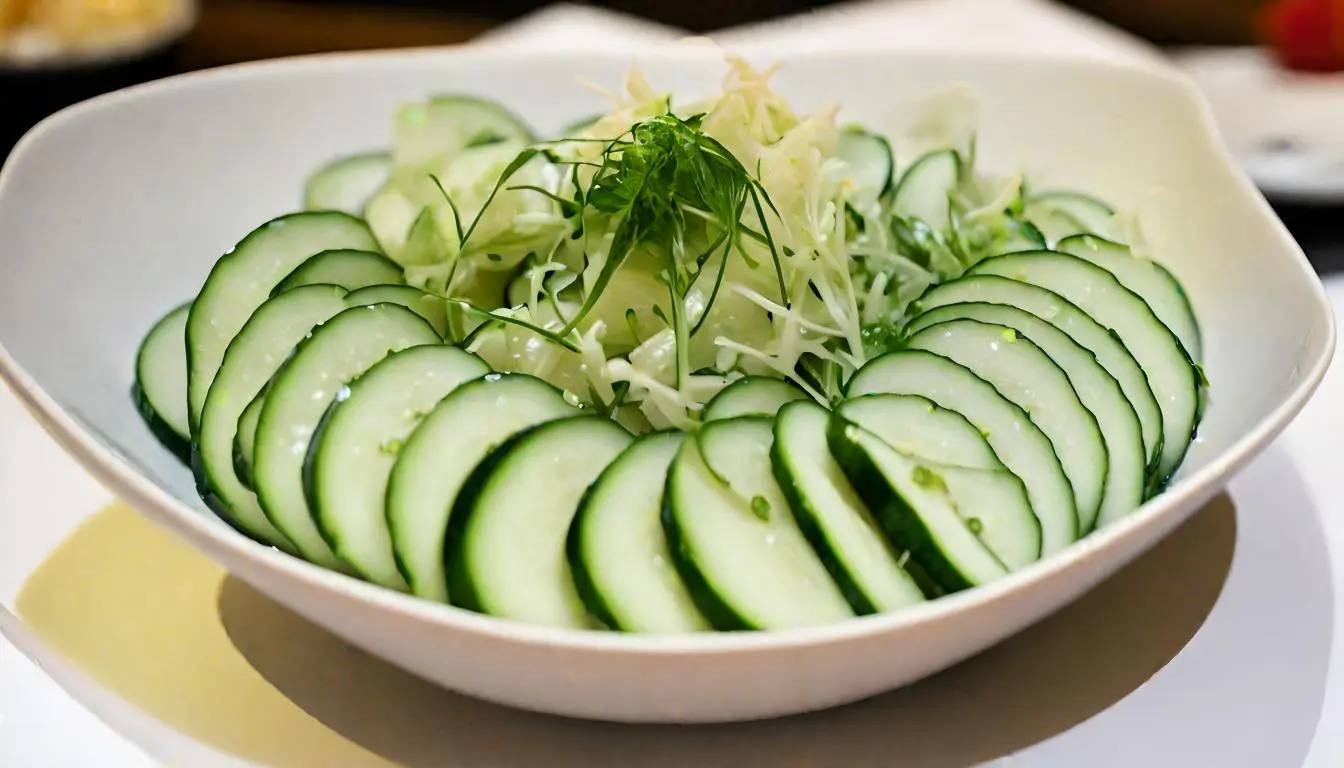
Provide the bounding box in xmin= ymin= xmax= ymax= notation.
xmin=218 ymin=494 xmax=1238 ymax=768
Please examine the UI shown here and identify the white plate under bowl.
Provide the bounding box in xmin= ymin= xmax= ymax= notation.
xmin=1176 ymin=46 xmax=1344 ymax=203
xmin=0 ymin=46 xmax=1332 ymax=723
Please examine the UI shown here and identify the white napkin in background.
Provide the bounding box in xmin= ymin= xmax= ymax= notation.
xmin=713 ymin=0 xmax=1163 ymax=66
xmin=474 ymin=0 xmax=1165 ymax=68
xmin=471 ymin=3 xmax=682 ymax=49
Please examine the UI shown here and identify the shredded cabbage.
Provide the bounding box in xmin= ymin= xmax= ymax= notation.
xmin=376 ymin=57 xmax=1135 ymax=432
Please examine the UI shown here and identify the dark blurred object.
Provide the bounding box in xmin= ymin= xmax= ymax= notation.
xmin=1 ymin=42 xmax=183 ymax=158
xmin=299 ymin=0 xmax=1266 ymax=42
xmin=294 ymin=0 xmax=835 ymax=34
xmin=183 ymin=0 xmax=489 ymax=68
xmin=1062 ymin=0 xmax=1266 ymax=45
xmin=1272 ymin=203 xmax=1344 ymax=273
xmin=425 ymin=0 xmax=835 ymax=32
xmin=1258 ymin=0 xmax=1344 ymax=71
xmin=0 ymin=0 xmax=492 ymax=158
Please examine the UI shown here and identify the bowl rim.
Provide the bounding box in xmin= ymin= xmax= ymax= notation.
xmin=0 ymin=43 xmax=1335 ymax=656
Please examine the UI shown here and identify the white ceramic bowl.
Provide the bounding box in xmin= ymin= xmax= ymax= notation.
xmin=0 ymin=46 xmax=1333 ymax=724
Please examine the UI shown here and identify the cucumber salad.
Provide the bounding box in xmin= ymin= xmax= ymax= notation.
xmin=132 ymin=58 xmax=1206 ymax=632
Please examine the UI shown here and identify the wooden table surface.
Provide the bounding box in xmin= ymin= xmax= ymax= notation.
xmin=183 ymin=0 xmax=496 ymax=70
xmin=182 ymin=0 xmax=1267 ymax=71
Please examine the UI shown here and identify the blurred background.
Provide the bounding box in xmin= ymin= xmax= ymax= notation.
xmin=2 ymin=0 xmax=1343 ymax=262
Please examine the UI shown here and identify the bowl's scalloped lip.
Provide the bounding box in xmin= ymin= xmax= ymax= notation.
xmin=0 ymin=44 xmax=1335 ymax=656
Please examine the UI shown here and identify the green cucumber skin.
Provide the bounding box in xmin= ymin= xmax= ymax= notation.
xmin=190 ymin=445 xmax=297 ymax=553
xmin=827 ymin=418 xmax=978 ymax=595
xmin=967 ymin=250 xmax=1199 ymax=486
xmin=1147 ymin=352 xmax=1203 ymax=497
xmin=131 ymin=381 xmax=191 ymax=466
xmin=659 ymin=456 xmax=757 ymax=632
xmin=768 ymin=435 xmax=883 ymax=616
xmin=185 ymin=211 xmax=376 ymax=435
xmin=443 ymin=415 xmax=606 ymax=616
xmin=232 ymin=435 xmax=252 ymax=491
xmin=441 ymin=421 xmax=528 ymax=614
xmin=565 ymin=478 xmax=625 ymax=632
xmin=301 ymin=391 xmax=346 ymax=556
xmin=132 ymin=301 xmax=193 ymax=464
xmin=272 ymin=249 xmax=405 ymax=296
xmin=702 ymin=376 xmax=808 ymax=422
xmin=232 ymin=386 xmax=266 ymax=492
xmin=566 ymin=431 xmax=705 ymax=634
xmin=252 ymin=304 xmax=438 ymax=568
xmin=868 ymin=132 xmax=896 ymax=197
xmin=891 ymin=148 xmax=962 ymax=228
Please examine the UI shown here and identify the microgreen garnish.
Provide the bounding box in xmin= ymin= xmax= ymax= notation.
xmin=456 ymin=147 xmax=551 ymax=248
xmin=447 ymin=299 xmax=581 ymax=353
xmin=624 ymin=308 xmax=641 ymax=344
xmin=428 ymin=174 xmax=464 ymax=245
xmin=605 ymin=381 xmax=632 ymax=417
xmin=505 ymin=184 xmax=582 ymax=218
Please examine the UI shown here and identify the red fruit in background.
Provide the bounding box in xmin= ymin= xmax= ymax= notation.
xmin=1261 ymin=0 xmax=1344 ymax=72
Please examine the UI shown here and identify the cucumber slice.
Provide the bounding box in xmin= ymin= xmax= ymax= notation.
xmin=663 ymin=417 xmax=853 ymax=630
xmin=904 ymin=318 xmax=1104 ymax=542
xmin=272 ymin=249 xmax=405 ymax=296
xmin=913 ymin=275 xmax=1164 ymax=474
xmin=133 ymin=303 xmax=191 ymax=463
xmin=196 ymin=284 xmax=349 ymax=551
xmin=233 ymin=384 xmax=266 ymax=491
xmin=254 ymin=304 xmax=441 ymax=568
xmin=567 ymin=431 xmax=711 ymax=633
xmin=1023 ymin=191 xmax=1117 ymax=242
xmin=892 ymin=149 xmax=960 ymax=230
xmin=969 ymin=251 xmax=1199 ymax=485
xmin=345 ymin=284 xmax=449 ymax=338
xmin=387 ymin=373 xmax=578 ymax=602
xmin=234 ymin=280 xmax=433 ymax=483
xmin=914 ymin=457 xmax=1039 ymax=570
xmin=999 ymin=219 xmax=1049 ymax=253
xmin=447 ymin=416 xmax=633 ymax=628
xmin=834 ymin=394 xmax=1002 ymax=471
xmin=836 ymin=128 xmax=895 ymax=207
xmin=308 ymin=345 xmax=489 ymax=589
xmin=771 ymin=402 xmax=928 ymax=614
xmin=392 ymin=95 xmax=535 ymax=170
xmin=829 ymin=421 xmax=1009 ymax=593
xmin=186 ymin=211 xmax=377 ymax=432
xmin=907 ymin=303 xmax=1145 ymax=532
xmin=829 ymin=397 xmax=1041 ymax=568
xmin=701 ymin=376 xmax=808 ymax=422
xmin=302 ymin=151 xmax=391 ymax=215
xmin=232 ymin=288 xmax=446 ymax=495
xmin=1056 ymin=234 xmax=1202 ymax=362
xmin=847 ymin=350 xmax=1077 ymax=557
xmin=363 ymin=187 xmax=421 ymax=259
xmin=460 ymin=305 xmax=589 ymax=397
xmin=399 ymin=204 xmax=452 ymax=268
